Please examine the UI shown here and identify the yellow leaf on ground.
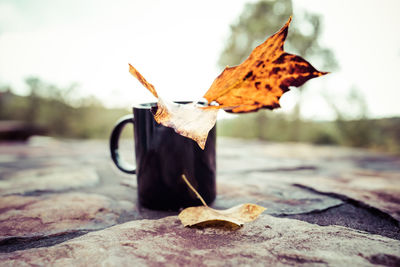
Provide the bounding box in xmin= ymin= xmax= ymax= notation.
xmin=178 ymin=174 xmax=265 ymax=229
xmin=178 ymin=203 xmax=266 ymax=229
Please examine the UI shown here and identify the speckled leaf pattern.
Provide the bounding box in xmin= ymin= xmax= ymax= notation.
xmin=203 ymin=17 xmax=327 ymax=113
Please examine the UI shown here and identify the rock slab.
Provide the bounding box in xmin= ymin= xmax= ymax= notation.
xmin=0 ymin=193 xmax=134 ymax=240
xmin=295 ymin=169 xmax=400 ymax=221
xmin=1 ymin=215 xmax=399 ymax=266
xmin=0 ymin=167 xmax=99 ymax=196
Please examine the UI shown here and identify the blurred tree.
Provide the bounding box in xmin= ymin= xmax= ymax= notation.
xmin=25 ymin=77 xmax=42 ymax=124
xmin=218 ymin=0 xmax=337 ymax=141
xmin=219 ymin=0 xmax=336 ymax=71
xmin=327 ymin=87 xmax=372 ymax=148
xmin=0 ymin=78 xmax=129 ymax=139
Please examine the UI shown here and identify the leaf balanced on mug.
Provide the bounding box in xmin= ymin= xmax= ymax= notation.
xmin=129 ymin=64 xmax=218 ymax=149
xmin=129 ymin=17 xmax=327 ymax=148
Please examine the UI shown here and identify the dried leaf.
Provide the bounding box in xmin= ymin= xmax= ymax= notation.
xmin=129 ymin=63 xmax=158 ymax=98
xmin=179 ymin=174 xmax=266 ymax=229
xmin=128 ymin=65 xmax=217 ymax=149
xmin=153 ymin=99 xmax=218 ymax=149
xmin=178 ymin=204 xmax=266 ymax=229
xmin=203 ymin=17 xmax=328 ymax=113
xmin=128 ymin=16 xmax=327 ymax=147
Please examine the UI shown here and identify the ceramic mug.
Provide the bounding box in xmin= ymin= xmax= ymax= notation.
xmin=110 ymin=102 xmax=216 ymax=211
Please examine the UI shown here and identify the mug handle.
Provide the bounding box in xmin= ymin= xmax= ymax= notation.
xmin=110 ymin=114 xmax=136 ymax=174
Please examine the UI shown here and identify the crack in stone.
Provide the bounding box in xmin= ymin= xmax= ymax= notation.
xmin=271 ymin=202 xmax=344 ymax=217
xmin=279 ymin=186 xmax=400 ymax=240
xmin=219 ymin=165 xmax=317 ymax=175
xmin=366 ymin=253 xmax=400 ymax=266
xmin=1 ymin=187 xmax=94 ymax=198
xmin=294 ymin=184 xmax=400 ymax=226
xmin=276 ymin=253 xmax=328 ymax=265
xmin=0 ymin=230 xmax=91 ymax=253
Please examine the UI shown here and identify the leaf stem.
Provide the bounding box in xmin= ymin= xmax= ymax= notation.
xmin=181 ymin=174 xmax=208 ymax=207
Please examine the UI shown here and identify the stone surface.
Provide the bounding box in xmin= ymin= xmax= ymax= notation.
xmin=281 ymin=203 xmax=400 ymax=241
xmin=1 ymin=215 xmax=399 ymax=266
xmin=295 ymin=169 xmax=400 ymax=221
xmin=0 ymin=193 xmax=134 ymax=240
xmin=0 ymin=137 xmax=400 ymax=266
xmin=215 ymin=172 xmax=343 ymax=215
xmin=0 ymin=167 xmax=99 ymax=196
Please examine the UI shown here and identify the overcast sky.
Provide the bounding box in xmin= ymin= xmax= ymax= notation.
xmin=0 ymin=0 xmax=399 ymax=120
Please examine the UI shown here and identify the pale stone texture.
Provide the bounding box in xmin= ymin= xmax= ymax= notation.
xmin=0 ymin=215 xmax=399 ymax=266
xmin=294 ymin=169 xmax=400 ymax=221
xmin=0 ymin=137 xmax=399 ymax=266
xmin=0 ymin=167 xmax=99 ymax=195
xmin=0 ymin=193 xmax=134 ymax=240
xmin=215 ymin=177 xmax=343 ymax=215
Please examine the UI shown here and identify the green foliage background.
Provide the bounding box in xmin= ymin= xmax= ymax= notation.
xmin=0 ymin=80 xmax=130 ymax=139
xmin=215 ymin=0 xmax=399 ymax=155
xmin=217 ymin=112 xmax=400 ymax=155
xmin=0 ymin=0 xmax=399 ymax=155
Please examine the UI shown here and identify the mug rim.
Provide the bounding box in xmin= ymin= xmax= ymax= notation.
xmin=132 ymin=100 xmax=208 ymax=109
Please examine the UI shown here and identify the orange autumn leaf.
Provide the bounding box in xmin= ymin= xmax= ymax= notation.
xmin=128 ymin=16 xmax=327 ymax=148
xmin=203 ymin=17 xmax=328 ymax=113
xmin=129 ymin=63 xmax=158 ymax=98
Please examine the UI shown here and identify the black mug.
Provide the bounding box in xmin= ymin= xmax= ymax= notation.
xmin=110 ymin=102 xmax=216 ymax=211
